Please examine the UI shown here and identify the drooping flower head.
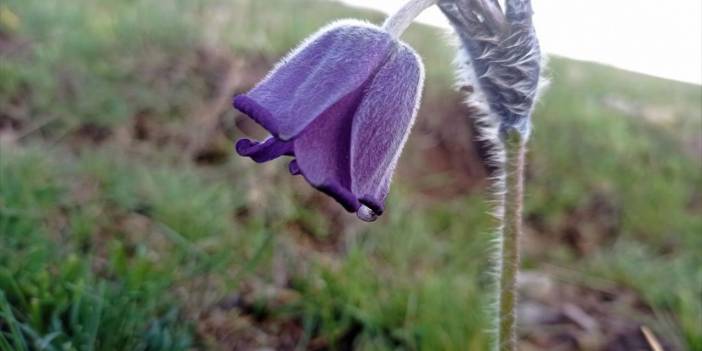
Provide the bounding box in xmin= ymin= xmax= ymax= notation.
xmin=438 ymin=0 xmax=542 ymax=139
xmin=233 ymin=20 xmax=424 ymax=221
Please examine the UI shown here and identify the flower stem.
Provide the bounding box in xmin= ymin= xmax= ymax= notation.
xmin=497 ymin=128 xmax=526 ymax=351
xmin=382 ymin=0 xmax=438 ymax=38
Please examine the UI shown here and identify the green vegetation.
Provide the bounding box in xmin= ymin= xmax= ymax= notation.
xmin=1 ymin=0 xmax=700 ymax=350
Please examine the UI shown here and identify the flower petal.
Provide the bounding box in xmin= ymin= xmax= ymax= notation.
xmin=292 ymin=81 xmax=367 ymax=213
xmin=234 ymin=20 xmax=395 ymax=140
xmin=350 ymin=44 xmax=424 ymax=216
xmin=235 ymin=137 xmax=293 ymax=163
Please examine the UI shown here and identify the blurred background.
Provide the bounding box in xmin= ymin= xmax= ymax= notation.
xmin=0 ymin=0 xmax=700 ymax=350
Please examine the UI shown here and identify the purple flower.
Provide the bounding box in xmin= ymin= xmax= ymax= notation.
xmin=233 ymin=20 xmax=425 ymax=221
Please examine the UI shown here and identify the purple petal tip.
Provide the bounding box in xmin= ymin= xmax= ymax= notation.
xmin=235 ymin=139 xmax=255 ymax=156
xmin=233 ymin=95 xmax=282 ymax=139
xmin=288 ymin=160 xmax=301 ymax=176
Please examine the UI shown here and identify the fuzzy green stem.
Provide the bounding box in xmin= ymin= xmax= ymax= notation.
xmin=497 ymin=129 xmax=526 ymax=351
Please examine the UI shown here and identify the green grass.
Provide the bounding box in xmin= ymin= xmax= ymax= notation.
xmin=1 ymin=0 xmax=701 ymax=350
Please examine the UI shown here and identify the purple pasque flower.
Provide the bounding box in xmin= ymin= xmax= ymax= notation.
xmin=233 ymin=20 xmax=424 ymax=221
xmin=438 ymin=0 xmax=541 ymax=138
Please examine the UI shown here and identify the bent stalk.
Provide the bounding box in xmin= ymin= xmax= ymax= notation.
xmin=382 ymin=0 xmax=438 ymax=38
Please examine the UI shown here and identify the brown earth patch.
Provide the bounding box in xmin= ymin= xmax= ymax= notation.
xmin=518 ymin=270 xmax=678 ymax=351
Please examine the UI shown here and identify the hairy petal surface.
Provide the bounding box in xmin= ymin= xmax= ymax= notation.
xmin=350 ymin=44 xmax=424 ymax=215
xmin=292 ymin=84 xmax=367 ymax=212
xmin=234 ymin=20 xmax=394 ymax=140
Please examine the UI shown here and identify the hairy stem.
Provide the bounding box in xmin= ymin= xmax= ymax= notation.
xmin=497 ymin=129 xmax=526 ymax=351
xmin=382 ymin=0 xmax=438 ymax=38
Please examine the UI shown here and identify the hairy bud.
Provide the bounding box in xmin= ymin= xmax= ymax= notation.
xmin=439 ymin=0 xmax=543 ymax=139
